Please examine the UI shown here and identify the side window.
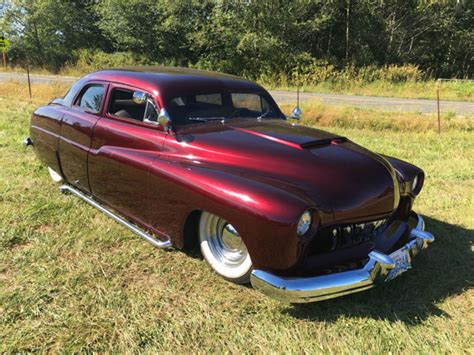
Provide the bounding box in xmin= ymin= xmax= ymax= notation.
xmin=108 ymin=88 xmax=146 ymax=121
xmin=108 ymin=88 xmax=159 ymax=124
xmin=77 ymin=85 xmax=105 ymax=113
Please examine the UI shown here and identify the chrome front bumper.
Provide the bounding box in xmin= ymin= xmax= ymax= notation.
xmin=251 ymin=213 xmax=434 ymax=303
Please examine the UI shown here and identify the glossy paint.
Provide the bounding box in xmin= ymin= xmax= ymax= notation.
xmin=30 ymin=105 xmax=64 ymax=174
xmin=88 ymin=81 xmax=168 ymax=239
xmin=60 ymin=109 xmax=101 ymax=191
xmin=29 ymin=67 xmax=424 ymax=273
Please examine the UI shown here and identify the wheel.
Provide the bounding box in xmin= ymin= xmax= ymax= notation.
xmin=48 ymin=167 xmax=63 ymax=182
xmin=199 ymin=212 xmax=252 ymax=284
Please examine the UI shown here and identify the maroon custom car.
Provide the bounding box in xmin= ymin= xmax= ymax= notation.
xmin=25 ymin=67 xmax=434 ymax=302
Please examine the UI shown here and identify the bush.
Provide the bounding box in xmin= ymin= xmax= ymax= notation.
xmin=378 ymin=64 xmax=424 ymax=82
xmin=258 ymin=63 xmax=426 ymax=87
xmin=293 ymin=58 xmax=337 ymax=85
xmin=63 ymin=49 xmax=153 ymax=74
xmin=356 ymin=65 xmax=383 ymax=83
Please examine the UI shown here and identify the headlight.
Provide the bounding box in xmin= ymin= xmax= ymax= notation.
xmin=297 ymin=210 xmax=312 ymax=236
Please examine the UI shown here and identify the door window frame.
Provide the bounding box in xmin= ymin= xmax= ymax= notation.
xmin=103 ymin=82 xmax=165 ymax=131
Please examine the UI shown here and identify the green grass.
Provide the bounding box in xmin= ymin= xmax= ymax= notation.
xmin=0 ymin=95 xmax=473 ymax=352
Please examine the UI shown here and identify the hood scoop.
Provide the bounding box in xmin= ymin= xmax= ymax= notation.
xmin=300 ymin=137 xmax=347 ymax=149
xmin=228 ymin=121 xmax=347 ymax=150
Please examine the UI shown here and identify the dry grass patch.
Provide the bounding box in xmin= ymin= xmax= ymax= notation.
xmin=280 ymin=100 xmax=473 ymax=132
xmin=0 ymin=81 xmax=69 ymax=105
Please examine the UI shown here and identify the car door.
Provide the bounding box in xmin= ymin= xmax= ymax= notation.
xmin=59 ymin=81 xmax=108 ymax=192
xmin=88 ymin=83 xmax=168 ymax=234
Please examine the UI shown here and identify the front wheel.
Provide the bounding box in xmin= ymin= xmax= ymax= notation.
xmin=199 ymin=212 xmax=252 ymax=284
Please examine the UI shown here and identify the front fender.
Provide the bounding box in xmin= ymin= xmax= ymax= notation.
xmin=383 ymin=155 xmax=424 ymax=196
xmin=147 ymin=158 xmax=324 ymax=271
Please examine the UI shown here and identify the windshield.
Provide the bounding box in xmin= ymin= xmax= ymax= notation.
xmin=166 ymin=92 xmax=285 ymax=125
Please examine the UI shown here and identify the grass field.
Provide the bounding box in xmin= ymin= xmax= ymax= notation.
xmin=0 ymin=84 xmax=473 ymax=352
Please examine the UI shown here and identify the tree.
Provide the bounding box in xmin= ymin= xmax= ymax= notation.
xmin=1 ymin=0 xmax=472 ymax=77
xmin=2 ymin=0 xmax=108 ymax=71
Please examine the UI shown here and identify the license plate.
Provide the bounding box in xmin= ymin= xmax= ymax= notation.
xmin=386 ymin=248 xmax=412 ymax=282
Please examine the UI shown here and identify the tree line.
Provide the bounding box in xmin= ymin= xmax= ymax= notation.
xmin=1 ymin=0 xmax=472 ymax=80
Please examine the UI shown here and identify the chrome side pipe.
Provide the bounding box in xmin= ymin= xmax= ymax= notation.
xmin=59 ymin=185 xmax=172 ymax=249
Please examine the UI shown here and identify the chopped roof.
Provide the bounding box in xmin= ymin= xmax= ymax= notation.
xmin=84 ymin=66 xmax=264 ymax=104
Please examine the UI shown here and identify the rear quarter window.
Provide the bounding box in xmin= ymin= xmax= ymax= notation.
xmin=76 ymin=84 xmax=105 ymax=113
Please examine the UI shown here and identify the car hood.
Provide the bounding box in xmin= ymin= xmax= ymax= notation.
xmin=166 ymin=119 xmax=399 ymax=224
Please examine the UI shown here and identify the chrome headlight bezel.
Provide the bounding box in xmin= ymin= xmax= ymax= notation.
xmin=411 ymin=173 xmax=424 ymax=195
xmin=412 ymin=175 xmax=419 ymax=192
xmin=297 ymin=210 xmax=312 ymax=237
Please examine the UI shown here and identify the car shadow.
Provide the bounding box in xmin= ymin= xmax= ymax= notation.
xmin=283 ymin=216 xmax=473 ymax=325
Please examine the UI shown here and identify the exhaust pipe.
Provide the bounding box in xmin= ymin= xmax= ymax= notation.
xmin=23 ymin=137 xmax=34 ymax=147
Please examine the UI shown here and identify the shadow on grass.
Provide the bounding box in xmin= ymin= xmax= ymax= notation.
xmin=284 ymin=216 xmax=473 ymax=325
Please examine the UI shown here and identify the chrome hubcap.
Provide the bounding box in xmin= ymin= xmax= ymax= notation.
xmin=203 ymin=214 xmax=248 ymax=267
xmin=221 ymin=224 xmax=245 ymax=250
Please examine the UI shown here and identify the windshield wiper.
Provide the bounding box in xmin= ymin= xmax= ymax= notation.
xmin=188 ymin=117 xmax=226 ymax=122
xmin=257 ymin=109 xmax=270 ymax=120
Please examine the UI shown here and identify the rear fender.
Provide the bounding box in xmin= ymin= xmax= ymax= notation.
xmin=30 ymin=106 xmax=65 ymax=177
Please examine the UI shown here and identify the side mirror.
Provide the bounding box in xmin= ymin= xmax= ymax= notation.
xmin=290 ymin=106 xmax=302 ymax=120
xmin=157 ymin=108 xmax=171 ymax=129
xmin=133 ymin=91 xmax=148 ymax=104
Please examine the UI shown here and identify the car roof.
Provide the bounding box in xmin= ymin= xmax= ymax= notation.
xmin=84 ymin=66 xmax=265 ymax=104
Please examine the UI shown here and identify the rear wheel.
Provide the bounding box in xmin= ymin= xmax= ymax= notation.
xmin=199 ymin=212 xmax=252 ymax=284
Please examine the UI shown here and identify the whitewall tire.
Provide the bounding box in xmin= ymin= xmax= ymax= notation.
xmin=48 ymin=167 xmax=63 ymax=182
xmin=199 ymin=212 xmax=252 ymax=284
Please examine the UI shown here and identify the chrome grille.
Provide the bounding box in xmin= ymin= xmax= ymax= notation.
xmin=327 ymin=218 xmax=389 ymax=250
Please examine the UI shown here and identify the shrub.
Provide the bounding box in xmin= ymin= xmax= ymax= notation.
xmin=63 ymin=49 xmax=153 ymax=74
xmin=378 ymin=64 xmax=424 ymax=82
xmin=356 ymin=65 xmax=383 ymax=83
xmin=258 ymin=63 xmax=426 ymax=87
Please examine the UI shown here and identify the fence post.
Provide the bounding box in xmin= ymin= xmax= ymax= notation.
xmin=26 ymin=62 xmax=32 ymax=99
xmin=436 ymin=79 xmax=441 ymax=134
